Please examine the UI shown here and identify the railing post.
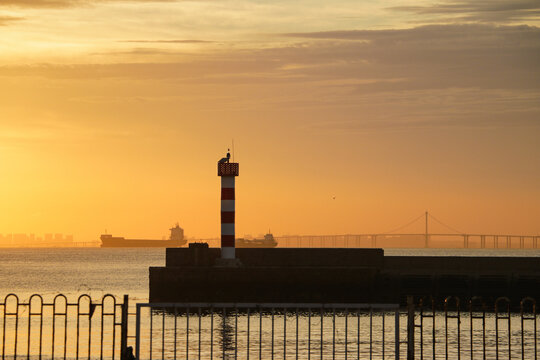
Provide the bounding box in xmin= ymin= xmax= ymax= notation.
xmin=395 ymin=309 xmax=400 ymax=360
xmin=407 ymin=296 xmax=415 ymax=360
xmin=120 ymin=294 xmax=129 ymax=360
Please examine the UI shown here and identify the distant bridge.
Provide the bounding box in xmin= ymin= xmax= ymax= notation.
xmin=273 ymin=233 xmax=540 ymax=249
xmin=274 ymin=211 xmax=539 ymax=249
xmin=191 ymin=211 xmax=540 ymax=249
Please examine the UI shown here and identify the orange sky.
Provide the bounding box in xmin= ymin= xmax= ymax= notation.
xmin=0 ymin=0 xmax=539 ymax=242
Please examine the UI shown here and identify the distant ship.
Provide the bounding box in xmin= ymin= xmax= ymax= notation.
xmin=236 ymin=233 xmax=278 ymax=248
xmin=100 ymin=224 xmax=186 ymax=248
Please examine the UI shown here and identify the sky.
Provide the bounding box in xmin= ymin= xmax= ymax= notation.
xmin=0 ymin=0 xmax=539 ymax=242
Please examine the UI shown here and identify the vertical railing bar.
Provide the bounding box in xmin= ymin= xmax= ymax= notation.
xmin=407 ymin=297 xmax=415 ymax=360
xmin=495 ymin=302 xmax=499 ymax=360
xmin=52 ymin=299 xmax=57 ymax=360
xmin=187 ymin=307 xmax=190 ymax=360
xmin=100 ymin=299 xmax=104 ymax=360
xmin=210 ymin=307 xmax=214 ymax=360
xmin=63 ymin=302 xmax=68 ymax=360
xmin=458 ymin=303 xmax=461 ymax=360
xmin=284 ymin=308 xmax=287 ymax=360
xmin=296 ymin=308 xmax=299 ymax=360
xmin=535 ymin=304 xmax=538 ymax=360
xmin=135 ymin=304 xmax=141 ymax=360
xmin=320 ymin=308 xmax=323 ymax=360
xmin=507 ymin=304 xmax=511 ymax=360
xmin=222 ymin=308 xmax=225 ymax=360
xmin=271 ymin=308 xmax=275 ymax=360
xmin=357 ymin=310 xmax=360 ymax=360
xmin=34 ymin=297 xmax=44 ymax=360
xmin=345 ymin=309 xmax=348 ymax=360
xmin=419 ymin=301 xmax=423 ymax=360
xmin=444 ymin=298 xmax=461 ymax=360
xmin=199 ymin=307 xmax=202 ymax=360
xmin=150 ymin=305 xmax=153 ymax=360
xmin=235 ymin=307 xmax=238 ymax=360
xmin=259 ymin=308 xmax=262 ymax=360
xmin=394 ymin=309 xmax=399 ymax=360
xmin=88 ymin=300 xmax=92 ymax=360
xmin=39 ymin=300 xmax=43 ymax=360
xmin=308 ymin=308 xmax=311 ymax=360
xmin=432 ymin=300 xmax=436 ymax=360
xmin=27 ymin=300 xmax=31 ymax=360
xmin=382 ymin=310 xmax=385 ymax=359
xmin=482 ymin=306 xmax=486 ymax=360
xmin=75 ymin=299 xmax=81 ymax=360
xmin=369 ymin=307 xmax=372 ymax=360
xmin=445 ymin=302 xmax=449 ymax=360
xmin=521 ymin=305 xmax=524 ymax=360
xmin=120 ymin=296 xmax=129 ymax=360
xmin=162 ymin=308 xmax=165 ymax=360
xmin=2 ymin=297 xmax=5 ymax=360
xmin=174 ymin=306 xmax=178 ymax=360
xmin=14 ymin=300 xmax=19 ymax=360
xmin=247 ymin=308 xmax=250 ymax=360
xmin=332 ymin=308 xmax=335 ymax=360
xmin=470 ymin=302 xmax=474 ymax=360
xmin=535 ymin=305 xmax=538 ymax=360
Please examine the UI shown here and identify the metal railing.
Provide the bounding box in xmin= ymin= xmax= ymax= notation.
xmin=135 ymin=303 xmax=402 ymax=360
xmin=0 ymin=293 xmax=130 ymax=360
xmin=409 ymin=296 xmax=538 ymax=359
xmin=1 ymin=294 xmax=538 ymax=359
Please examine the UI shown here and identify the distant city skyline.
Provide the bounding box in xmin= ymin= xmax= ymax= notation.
xmin=0 ymin=0 xmax=539 ymax=242
xmin=0 ymin=233 xmax=74 ymax=246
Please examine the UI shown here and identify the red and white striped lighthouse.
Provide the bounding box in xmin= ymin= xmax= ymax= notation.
xmin=218 ymin=155 xmax=239 ymax=260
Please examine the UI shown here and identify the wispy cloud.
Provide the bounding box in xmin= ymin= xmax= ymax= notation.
xmin=2 ymin=24 xmax=539 ymax=90
xmin=1 ymin=24 xmax=539 ymax=131
xmin=0 ymin=15 xmax=24 ymax=25
xmin=0 ymin=0 xmax=177 ymax=9
xmin=118 ymin=39 xmax=214 ymax=44
xmin=389 ymin=0 xmax=540 ymax=23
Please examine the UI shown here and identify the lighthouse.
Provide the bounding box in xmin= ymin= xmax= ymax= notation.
xmin=217 ymin=151 xmax=240 ymax=264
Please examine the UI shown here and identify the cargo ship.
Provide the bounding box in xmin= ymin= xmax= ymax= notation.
xmin=236 ymin=233 xmax=278 ymax=248
xmin=100 ymin=224 xmax=186 ymax=248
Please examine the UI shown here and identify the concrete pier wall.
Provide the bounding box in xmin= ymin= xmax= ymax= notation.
xmin=150 ymin=246 xmax=540 ymax=305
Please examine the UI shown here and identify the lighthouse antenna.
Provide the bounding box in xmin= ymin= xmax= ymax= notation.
xmin=232 ymin=139 xmax=235 ymax=162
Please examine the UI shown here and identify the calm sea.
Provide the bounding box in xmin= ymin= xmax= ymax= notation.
xmin=1 ymin=247 xmax=539 ymax=301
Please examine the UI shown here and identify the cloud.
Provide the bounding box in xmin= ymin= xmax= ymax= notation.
xmin=0 ymin=15 xmax=24 ymax=25
xmin=118 ymin=40 xmax=214 ymax=44
xmin=0 ymin=0 xmax=176 ymax=8
xmin=1 ymin=24 xmax=539 ymax=131
xmin=389 ymin=0 xmax=540 ymax=23
xmin=2 ymin=24 xmax=539 ymax=90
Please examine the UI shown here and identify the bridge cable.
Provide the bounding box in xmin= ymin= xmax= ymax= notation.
xmin=427 ymin=213 xmax=464 ymax=234
xmin=381 ymin=213 xmax=426 ymax=234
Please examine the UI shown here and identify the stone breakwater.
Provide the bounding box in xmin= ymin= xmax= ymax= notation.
xmin=150 ymin=245 xmax=540 ymax=306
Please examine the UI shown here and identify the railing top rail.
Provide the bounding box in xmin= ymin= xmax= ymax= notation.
xmin=136 ymin=302 xmax=400 ymax=310
xmin=0 ymin=293 xmax=126 ymax=306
